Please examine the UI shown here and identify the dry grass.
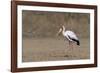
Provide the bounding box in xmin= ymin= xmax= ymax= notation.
xmin=22 ymin=38 xmax=90 ymax=62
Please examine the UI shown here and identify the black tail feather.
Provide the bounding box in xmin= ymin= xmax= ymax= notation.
xmin=67 ymin=35 xmax=80 ymax=46
xmin=77 ymin=40 xmax=80 ymax=45
xmin=72 ymin=39 xmax=80 ymax=46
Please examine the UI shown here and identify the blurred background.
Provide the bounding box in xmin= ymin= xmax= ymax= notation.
xmin=22 ymin=10 xmax=90 ymax=38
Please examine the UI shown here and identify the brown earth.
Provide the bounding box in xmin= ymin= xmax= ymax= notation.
xmin=22 ymin=38 xmax=90 ymax=62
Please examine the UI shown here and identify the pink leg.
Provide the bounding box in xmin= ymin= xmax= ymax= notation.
xmin=69 ymin=41 xmax=73 ymax=49
xmin=70 ymin=41 xmax=75 ymax=58
xmin=69 ymin=41 xmax=71 ymax=49
xmin=69 ymin=41 xmax=72 ymax=51
xmin=69 ymin=41 xmax=72 ymax=57
xmin=71 ymin=42 xmax=73 ymax=56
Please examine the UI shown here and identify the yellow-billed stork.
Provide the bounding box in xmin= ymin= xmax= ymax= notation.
xmin=57 ymin=25 xmax=80 ymax=56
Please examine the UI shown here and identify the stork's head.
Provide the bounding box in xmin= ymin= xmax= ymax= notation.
xmin=56 ymin=25 xmax=65 ymax=36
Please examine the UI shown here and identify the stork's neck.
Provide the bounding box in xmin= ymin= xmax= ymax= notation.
xmin=62 ymin=26 xmax=66 ymax=35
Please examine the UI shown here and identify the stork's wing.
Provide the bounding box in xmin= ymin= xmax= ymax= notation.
xmin=65 ymin=31 xmax=79 ymax=40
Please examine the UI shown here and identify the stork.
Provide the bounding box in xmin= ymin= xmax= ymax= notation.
xmin=57 ymin=25 xmax=80 ymax=56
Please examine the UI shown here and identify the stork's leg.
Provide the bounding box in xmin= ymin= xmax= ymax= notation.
xmin=68 ymin=41 xmax=72 ymax=57
xmin=72 ymin=42 xmax=77 ymax=58
xmin=69 ymin=41 xmax=71 ymax=50
xmin=71 ymin=42 xmax=73 ymax=57
xmin=67 ymin=41 xmax=70 ymax=56
xmin=70 ymin=41 xmax=75 ymax=58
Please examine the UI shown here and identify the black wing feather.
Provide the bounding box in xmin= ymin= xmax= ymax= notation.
xmin=67 ymin=35 xmax=80 ymax=45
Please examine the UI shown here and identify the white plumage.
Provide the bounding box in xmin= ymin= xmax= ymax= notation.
xmin=57 ymin=25 xmax=80 ymax=46
xmin=57 ymin=25 xmax=80 ymax=57
xmin=63 ymin=30 xmax=79 ymax=42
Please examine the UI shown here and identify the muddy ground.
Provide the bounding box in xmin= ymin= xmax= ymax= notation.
xmin=22 ymin=38 xmax=90 ymax=62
